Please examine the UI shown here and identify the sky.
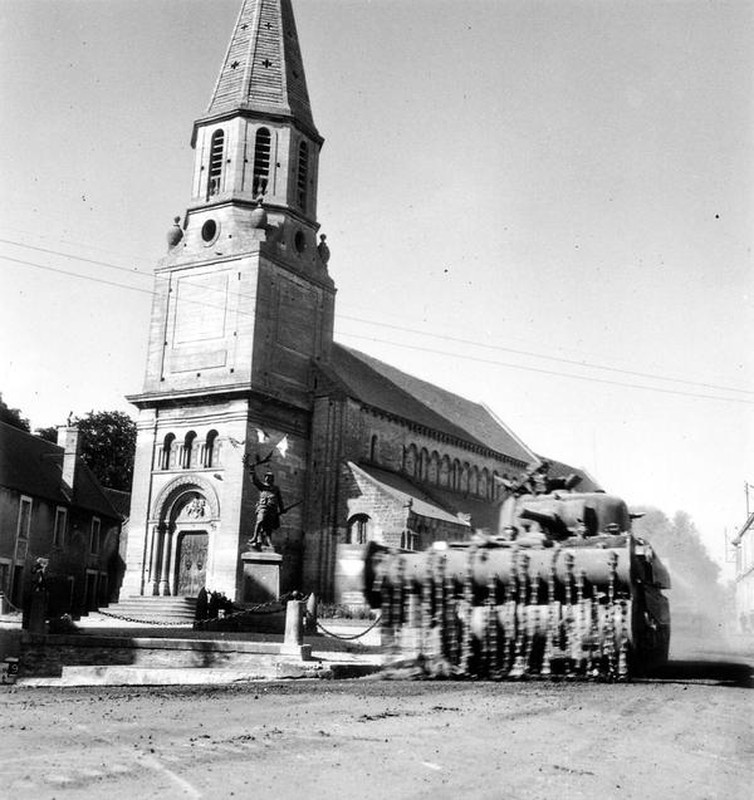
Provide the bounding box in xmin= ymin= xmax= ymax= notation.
xmin=1 ymin=0 xmax=752 ymax=577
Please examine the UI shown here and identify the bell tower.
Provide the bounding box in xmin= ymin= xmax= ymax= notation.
xmin=122 ymin=0 xmax=333 ymax=601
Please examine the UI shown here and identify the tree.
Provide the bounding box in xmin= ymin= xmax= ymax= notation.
xmin=0 ymin=392 xmax=30 ymax=432
xmin=74 ymin=410 xmax=137 ymax=492
xmin=35 ymin=425 xmax=59 ymax=443
xmin=632 ymin=506 xmax=726 ymax=626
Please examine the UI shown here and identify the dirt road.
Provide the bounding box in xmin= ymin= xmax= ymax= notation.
xmin=2 ymin=659 xmax=752 ymax=800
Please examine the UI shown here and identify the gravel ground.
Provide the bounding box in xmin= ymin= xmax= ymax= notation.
xmin=1 ymin=629 xmax=752 ymax=800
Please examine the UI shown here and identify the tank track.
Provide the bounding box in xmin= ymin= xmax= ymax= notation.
xmin=375 ymin=545 xmax=634 ymax=681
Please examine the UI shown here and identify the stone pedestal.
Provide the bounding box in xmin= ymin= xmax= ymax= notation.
xmin=241 ymin=550 xmax=282 ymax=604
xmin=27 ymin=591 xmax=48 ymax=634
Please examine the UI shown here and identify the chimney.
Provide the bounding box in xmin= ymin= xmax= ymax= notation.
xmin=57 ymin=425 xmax=80 ymax=489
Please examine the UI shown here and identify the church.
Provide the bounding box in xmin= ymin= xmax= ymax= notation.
xmin=121 ymin=0 xmax=596 ymax=606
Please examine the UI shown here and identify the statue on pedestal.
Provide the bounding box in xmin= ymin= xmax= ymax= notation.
xmin=243 ymin=455 xmax=285 ymax=551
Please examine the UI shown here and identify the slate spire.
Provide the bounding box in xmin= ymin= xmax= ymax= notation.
xmin=202 ymin=0 xmax=318 ymax=139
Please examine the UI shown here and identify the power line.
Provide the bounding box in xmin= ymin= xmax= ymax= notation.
xmin=0 ymin=254 xmax=245 ymax=318
xmin=0 ymin=237 xmax=151 ymax=277
xmin=4 ymin=236 xmax=750 ymax=398
xmin=336 ymin=331 xmax=754 ymax=406
xmin=3 ymin=249 xmax=751 ymax=405
xmin=337 ymin=314 xmax=754 ymax=397
xmin=1 ymin=254 xmax=155 ymax=296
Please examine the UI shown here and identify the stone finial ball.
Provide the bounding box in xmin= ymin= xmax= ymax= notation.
xmin=167 ymin=216 xmax=184 ymax=248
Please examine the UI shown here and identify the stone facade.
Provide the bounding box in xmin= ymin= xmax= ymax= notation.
xmin=122 ymin=0 xmax=541 ymax=605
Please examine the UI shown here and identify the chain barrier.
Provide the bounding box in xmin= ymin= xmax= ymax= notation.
xmin=0 ymin=594 xmax=23 ymax=615
xmin=306 ymin=610 xmax=382 ymax=641
xmin=92 ymin=603 xmax=381 ymax=639
xmin=95 ymin=609 xmax=192 ymax=627
xmin=234 ymin=601 xmax=286 ymax=616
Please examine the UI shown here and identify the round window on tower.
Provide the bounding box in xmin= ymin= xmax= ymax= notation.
xmin=201 ymin=219 xmax=218 ymax=244
xmin=294 ymin=230 xmax=306 ymax=254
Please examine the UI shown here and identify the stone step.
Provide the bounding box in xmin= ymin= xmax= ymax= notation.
xmin=105 ymin=603 xmax=196 ymax=614
xmin=118 ymin=596 xmax=197 ymax=607
xmin=101 ymin=597 xmax=197 ymax=623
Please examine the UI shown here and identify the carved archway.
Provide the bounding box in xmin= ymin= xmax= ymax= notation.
xmin=147 ymin=476 xmax=221 ymax=596
xmin=151 ymin=474 xmax=220 ymax=524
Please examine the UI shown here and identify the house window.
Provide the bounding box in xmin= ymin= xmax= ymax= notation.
xmin=401 ymin=530 xmax=419 ymax=551
xmin=17 ymin=496 xmax=32 ymax=540
xmin=452 ymin=459 xmax=461 ymax=491
xmin=90 ymin=517 xmax=101 ymax=555
xmin=0 ymin=560 xmax=11 ymax=597
xmin=419 ymin=448 xmax=429 ymax=482
xmin=492 ymin=471 xmax=501 ymax=500
xmin=369 ymin=434 xmax=378 ymax=463
xmin=182 ymin=431 xmax=197 ymax=469
xmin=53 ymin=507 xmax=68 ymax=546
xmin=439 ymin=456 xmax=450 ymax=488
xmin=428 ymin=452 xmax=439 ymax=484
xmin=207 ymin=129 xmax=225 ymax=199
xmin=253 ymin=127 xmax=271 ymax=196
xmin=347 ymin=514 xmax=371 ymax=545
xmin=160 ymin=433 xmax=176 ymax=470
xmin=404 ymin=444 xmax=418 ymax=477
xmin=296 ymin=140 xmax=309 ymax=209
xmin=203 ymin=430 xmax=219 ymax=468
xmin=460 ymin=463 xmax=470 ymax=494
xmin=479 ymin=468 xmax=489 ymax=499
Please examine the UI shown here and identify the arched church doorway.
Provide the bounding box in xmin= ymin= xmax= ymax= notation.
xmin=148 ymin=476 xmax=220 ymax=598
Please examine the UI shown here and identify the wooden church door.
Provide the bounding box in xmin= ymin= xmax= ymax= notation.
xmin=175 ymin=531 xmax=208 ymax=596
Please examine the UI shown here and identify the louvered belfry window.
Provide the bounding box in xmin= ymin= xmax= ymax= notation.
xmin=297 ymin=140 xmax=309 ymax=210
xmin=253 ymin=128 xmax=271 ymax=197
xmin=207 ymin=130 xmax=225 ymax=198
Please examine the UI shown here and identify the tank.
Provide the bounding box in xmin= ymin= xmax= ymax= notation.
xmin=364 ymin=484 xmax=671 ymax=680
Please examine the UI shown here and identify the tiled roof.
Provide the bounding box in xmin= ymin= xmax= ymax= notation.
xmin=348 ymin=463 xmax=470 ymax=528
xmin=0 ymin=422 xmax=120 ymax=520
xmin=101 ymin=488 xmax=131 ymax=521
xmin=321 ymin=344 xmax=536 ymax=465
xmin=352 ymin=462 xmax=502 ymax=532
xmin=540 ymin=456 xmax=602 ymax=493
xmin=203 ymin=0 xmax=317 ymax=135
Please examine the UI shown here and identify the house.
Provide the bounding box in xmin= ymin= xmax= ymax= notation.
xmin=0 ymin=422 xmax=122 ymax=617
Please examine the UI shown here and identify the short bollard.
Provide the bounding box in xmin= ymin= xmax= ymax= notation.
xmin=1 ymin=657 xmax=19 ymax=685
xmin=281 ymin=599 xmax=306 ymax=657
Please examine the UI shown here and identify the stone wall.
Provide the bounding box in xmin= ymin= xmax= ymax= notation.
xmin=19 ymin=632 xmax=288 ymax=678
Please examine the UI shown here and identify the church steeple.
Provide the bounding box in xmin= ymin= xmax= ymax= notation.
xmin=137 ymin=0 xmax=334 ymax=409
xmin=200 ymin=0 xmax=318 ymax=140
xmin=187 ymin=0 xmax=323 ymax=229
xmin=123 ymin=0 xmax=333 ymax=609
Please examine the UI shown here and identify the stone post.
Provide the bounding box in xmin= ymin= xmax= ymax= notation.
xmin=280 ymin=600 xmax=311 ymax=659
xmin=284 ymin=600 xmax=304 ymax=647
